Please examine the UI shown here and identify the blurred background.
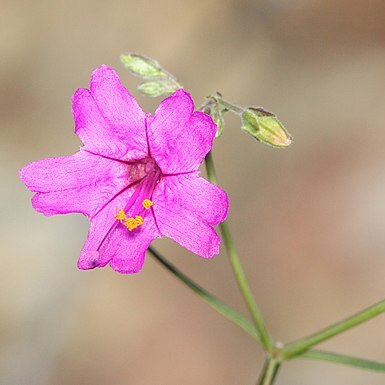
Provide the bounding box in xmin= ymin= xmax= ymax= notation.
xmin=1 ymin=0 xmax=385 ymax=384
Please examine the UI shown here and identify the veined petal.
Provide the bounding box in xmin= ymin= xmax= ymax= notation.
xmin=148 ymin=89 xmax=217 ymax=174
xmin=106 ymin=217 xmax=158 ymax=274
xmin=19 ymin=150 xmax=126 ymax=193
xmin=160 ymin=173 xmax=229 ymax=225
xmin=77 ymin=185 xmax=134 ymax=270
xmin=78 ymin=197 xmax=159 ymax=273
xmin=152 ymin=177 xmax=221 ymax=258
xmin=88 ymin=65 xmax=148 ymax=159
xmin=73 ymin=88 xmax=130 ymax=159
xmin=20 ymin=150 xmax=128 ymax=217
xmin=32 ymin=185 xmax=109 ymax=216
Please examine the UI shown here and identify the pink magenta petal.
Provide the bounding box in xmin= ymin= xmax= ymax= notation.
xmin=152 ymin=176 xmax=222 ymax=258
xmin=106 ymin=218 xmax=159 ymax=274
xmin=79 ymin=202 xmax=159 ymax=273
xmin=148 ymin=89 xmax=217 ymax=174
xmin=73 ymin=87 xmax=147 ymax=161
xmin=78 ymin=184 xmax=137 ymax=270
xmin=20 ymin=150 xmax=125 ymax=193
xmin=32 ymin=185 xmax=105 ymax=216
xmin=160 ymin=173 xmax=229 ymax=225
xmin=20 ymin=150 xmax=128 ymax=217
xmin=88 ymin=65 xmax=148 ymax=160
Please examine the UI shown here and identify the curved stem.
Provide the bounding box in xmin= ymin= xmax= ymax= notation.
xmin=256 ymin=358 xmax=280 ymax=385
xmin=147 ymin=246 xmax=260 ymax=342
xmin=281 ymin=298 xmax=385 ymax=359
xmin=204 ymin=151 xmax=273 ymax=353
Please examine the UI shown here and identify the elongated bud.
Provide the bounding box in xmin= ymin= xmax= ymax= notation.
xmin=137 ymin=80 xmax=180 ymax=97
xmin=211 ymin=103 xmax=225 ymax=138
xmin=241 ymin=107 xmax=292 ymax=148
xmin=120 ymin=53 xmax=163 ymax=78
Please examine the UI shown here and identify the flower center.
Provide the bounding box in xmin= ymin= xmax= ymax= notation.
xmin=114 ymin=158 xmax=161 ymax=231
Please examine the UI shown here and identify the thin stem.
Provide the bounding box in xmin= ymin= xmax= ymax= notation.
xmin=281 ymin=298 xmax=385 ymax=359
xmin=216 ymin=97 xmax=243 ymax=114
xmin=204 ymin=151 xmax=273 ymax=353
xmin=299 ymin=349 xmax=385 ymax=372
xmin=147 ymin=246 xmax=260 ymax=342
xmin=256 ymin=358 xmax=280 ymax=385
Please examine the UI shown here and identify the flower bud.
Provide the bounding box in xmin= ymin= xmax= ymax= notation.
xmin=137 ymin=80 xmax=180 ymax=97
xmin=211 ymin=103 xmax=225 ymax=138
xmin=120 ymin=53 xmax=163 ymax=78
xmin=241 ymin=107 xmax=292 ymax=148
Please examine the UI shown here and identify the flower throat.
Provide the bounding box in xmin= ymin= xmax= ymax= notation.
xmin=114 ymin=158 xmax=160 ymax=231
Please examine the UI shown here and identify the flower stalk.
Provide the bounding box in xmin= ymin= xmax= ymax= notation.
xmin=204 ymin=151 xmax=273 ymax=353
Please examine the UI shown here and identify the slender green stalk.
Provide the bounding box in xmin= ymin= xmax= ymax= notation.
xmin=147 ymin=246 xmax=260 ymax=342
xmin=256 ymin=358 xmax=280 ymax=385
xmin=281 ymin=298 xmax=385 ymax=359
xmin=216 ymin=98 xmax=243 ymax=114
xmin=204 ymin=151 xmax=273 ymax=353
xmin=300 ymin=350 xmax=385 ymax=372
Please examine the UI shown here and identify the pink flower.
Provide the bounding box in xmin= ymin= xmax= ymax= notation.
xmin=20 ymin=65 xmax=229 ymax=273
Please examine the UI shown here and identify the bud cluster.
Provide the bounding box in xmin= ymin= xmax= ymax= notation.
xmin=121 ymin=53 xmax=292 ymax=148
xmin=120 ymin=53 xmax=182 ymax=97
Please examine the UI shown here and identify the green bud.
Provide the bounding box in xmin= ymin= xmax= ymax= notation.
xmin=214 ymin=113 xmax=225 ymax=138
xmin=120 ymin=53 xmax=163 ymax=78
xmin=241 ymin=107 xmax=292 ymax=148
xmin=137 ymin=80 xmax=180 ymax=97
xmin=211 ymin=103 xmax=225 ymax=138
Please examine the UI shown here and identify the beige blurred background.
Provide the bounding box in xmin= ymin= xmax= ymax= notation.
xmin=2 ymin=0 xmax=385 ymax=384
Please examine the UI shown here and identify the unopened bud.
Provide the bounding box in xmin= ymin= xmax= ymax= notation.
xmin=241 ymin=108 xmax=292 ymax=148
xmin=120 ymin=53 xmax=163 ymax=78
xmin=137 ymin=80 xmax=180 ymax=97
xmin=211 ymin=103 xmax=225 ymax=138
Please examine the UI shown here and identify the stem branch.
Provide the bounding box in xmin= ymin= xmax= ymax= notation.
xmin=204 ymin=151 xmax=273 ymax=352
xmin=282 ymin=298 xmax=385 ymax=359
xmin=257 ymin=358 xmax=280 ymax=385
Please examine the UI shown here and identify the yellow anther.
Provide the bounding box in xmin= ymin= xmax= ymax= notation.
xmin=124 ymin=215 xmax=144 ymax=231
xmin=135 ymin=215 xmax=144 ymax=225
xmin=114 ymin=208 xmax=127 ymax=222
xmin=125 ymin=217 xmax=137 ymax=231
xmin=142 ymin=199 xmax=153 ymax=210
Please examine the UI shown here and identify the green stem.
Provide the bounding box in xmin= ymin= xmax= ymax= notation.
xmin=204 ymin=151 xmax=273 ymax=352
xmin=281 ymin=298 xmax=385 ymax=359
xmin=256 ymin=358 xmax=280 ymax=385
xmin=216 ymin=97 xmax=243 ymax=114
xmin=147 ymin=246 xmax=260 ymax=342
xmin=300 ymin=349 xmax=385 ymax=372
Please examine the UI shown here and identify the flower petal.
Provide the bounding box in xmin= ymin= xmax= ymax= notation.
xmin=88 ymin=65 xmax=148 ymax=159
xmin=152 ymin=176 xmax=222 ymax=258
xmin=77 ymin=191 xmax=130 ymax=270
xmin=148 ymin=89 xmax=216 ymax=174
xmin=31 ymin=185 xmax=104 ymax=216
xmin=73 ymin=88 xmax=128 ymax=159
xmin=160 ymin=173 xmax=229 ymax=225
xmin=78 ymin=200 xmax=159 ymax=274
xmin=106 ymin=218 xmax=158 ymax=274
xmin=19 ymin=150 xmax=128 ymax=216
